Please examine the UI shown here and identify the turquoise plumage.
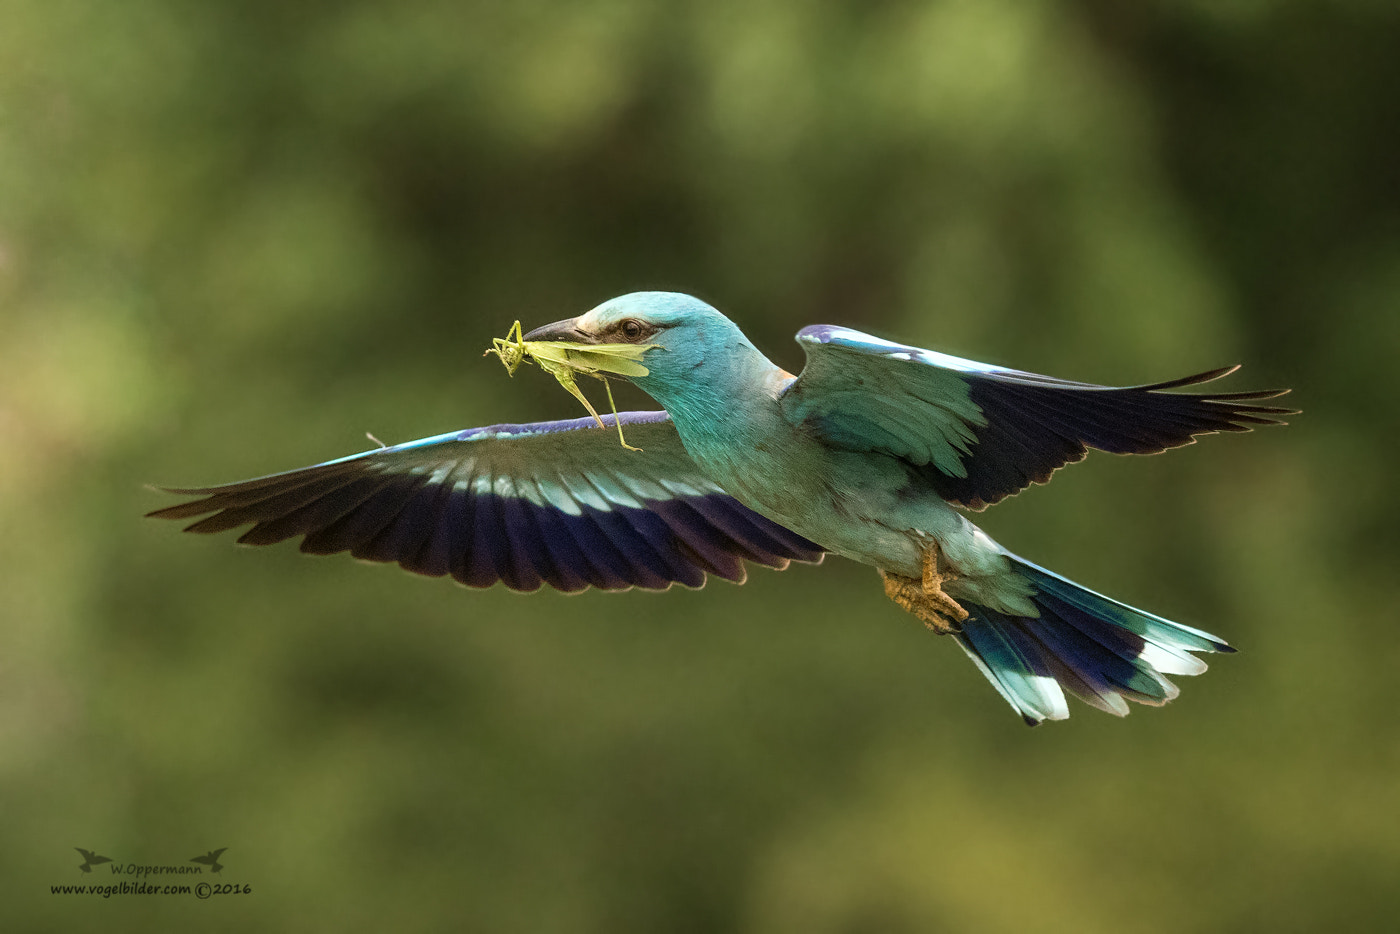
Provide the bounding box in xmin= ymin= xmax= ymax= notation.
xmin=151 ymin=292 xmax=1295 ymax=724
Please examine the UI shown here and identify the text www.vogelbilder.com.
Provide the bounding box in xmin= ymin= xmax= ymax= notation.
xmin=51 ymin=881 xmax=192 ymax=898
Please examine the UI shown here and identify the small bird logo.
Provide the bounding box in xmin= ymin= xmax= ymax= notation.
xmin=190 ymin=848 xmax=227 ymax=873
xmin=75 ymin=848 xmax=112 ymax=873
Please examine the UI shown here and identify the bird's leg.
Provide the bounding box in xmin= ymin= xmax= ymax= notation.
xmin=880 ymin=540 xmax=970 ymax=635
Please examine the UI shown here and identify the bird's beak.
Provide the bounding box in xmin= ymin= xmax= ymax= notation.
xmin=523 ymin=317 xmax=598 ymax=345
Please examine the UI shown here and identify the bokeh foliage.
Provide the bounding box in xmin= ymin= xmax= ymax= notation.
xmin=4 ymin=0 xmax=1398 ymax=930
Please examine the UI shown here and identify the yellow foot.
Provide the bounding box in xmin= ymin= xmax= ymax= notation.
xmin=880 ymin=542 xmax=970 ymax=635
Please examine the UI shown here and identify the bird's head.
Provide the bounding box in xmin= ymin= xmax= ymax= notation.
xmin=523 ymin=292 xmax=767 ymax=408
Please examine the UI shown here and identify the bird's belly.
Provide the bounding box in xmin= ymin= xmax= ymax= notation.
xmin=691 ymin=442 xmax=933 ymax=577
xmin=681 ymin=427 xmax=1030 ymax=609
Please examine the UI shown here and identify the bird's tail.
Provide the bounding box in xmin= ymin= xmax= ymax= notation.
xmin=954 ymin=555 xmax=1234 ymax=725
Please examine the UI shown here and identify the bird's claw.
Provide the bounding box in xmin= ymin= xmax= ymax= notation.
xmin=881 ymin=542 xmax=969 ymax=635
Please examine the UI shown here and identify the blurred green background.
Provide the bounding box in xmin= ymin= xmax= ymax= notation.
xmin=4 ymin=0 xmax=1398 ymax=930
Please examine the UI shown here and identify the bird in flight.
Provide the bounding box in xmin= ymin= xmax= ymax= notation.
xmin=190 ymin=848 xmax=227 ymax=873
xmin=149 ymin=292 xmax=1294 ymax=724
xmin=75 ymin=848 xmax=112 ymax=873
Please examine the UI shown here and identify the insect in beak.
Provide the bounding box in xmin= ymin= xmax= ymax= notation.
xmin=485 ymin=320 xmax=659 ymax=451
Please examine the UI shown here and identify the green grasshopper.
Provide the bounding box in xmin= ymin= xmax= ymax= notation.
xmin=485 ymin=320 xmax=659 ymax=451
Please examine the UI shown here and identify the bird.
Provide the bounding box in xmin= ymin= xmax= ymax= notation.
xmin=149 ymin=292 xmax=1295 ymax=724
xmin=190 ymin=848 xmax=227 ymax=873
xmin=75 ymin=848 xmax=112 ymax=873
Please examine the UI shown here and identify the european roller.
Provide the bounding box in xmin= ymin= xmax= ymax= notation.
xmin=150 ymin=292 xmax=1295 ymax=724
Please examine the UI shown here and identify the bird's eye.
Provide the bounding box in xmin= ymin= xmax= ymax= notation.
xmin=619 ymin=319 xmax=644 ymax=341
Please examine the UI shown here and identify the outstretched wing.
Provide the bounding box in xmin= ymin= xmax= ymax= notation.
xmin=780 ymin=326 xmax=1296 ymax=510
xmin=149 ymin=411 xmax=823 ymax=592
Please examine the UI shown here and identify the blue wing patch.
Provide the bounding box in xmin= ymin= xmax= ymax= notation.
xmin=782 ymin=325 xmax=1296 ymax=510
xmin=149 ymin=411 xmax=824 ymax=592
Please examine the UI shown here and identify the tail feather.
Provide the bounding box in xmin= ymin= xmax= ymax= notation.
xmin=954 ymin=555 xmax=1233 ymax=725
xmin=956 ymin=614 xmax=1069 ymax=724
